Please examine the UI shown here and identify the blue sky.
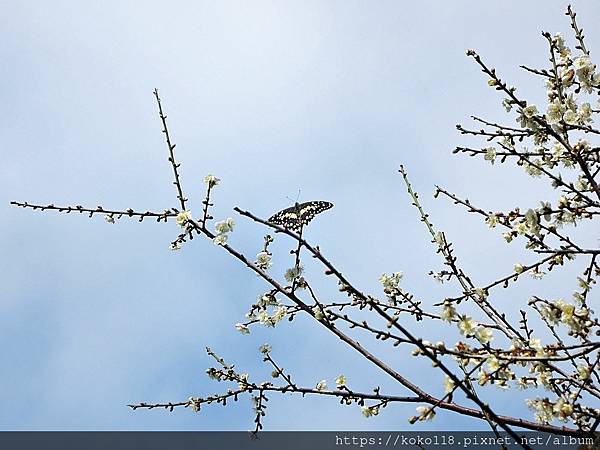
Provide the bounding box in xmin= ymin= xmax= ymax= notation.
xmin=2 ymin=1 xmax=599 ymax=431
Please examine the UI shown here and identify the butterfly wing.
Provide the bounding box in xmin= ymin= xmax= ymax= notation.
xmin=296 ymin=201 xmax=333 ymax=227
xmin=268 ymin=205 xmax=303 ymax=231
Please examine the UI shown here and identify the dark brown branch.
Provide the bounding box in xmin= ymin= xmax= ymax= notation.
xmin=10 ymin=201 xmax=175 ymax=222
xmin=153 ymin=89 xmax=188 ymax=211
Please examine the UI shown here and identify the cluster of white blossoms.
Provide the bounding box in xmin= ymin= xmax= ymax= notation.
xmin=550 ymin=33 xmax=599 ymax=94
xmin=506 ymin=208 xmax=540 ymax=238
xmin=313 ymin=375 xmax=348 ymax=392
xmin=513 ymin=262 xmax=546 ymax=280
xmin=441 ymin=305 xmax=494 ymax=345
xmin=205 ymin=365 xmax=245 ymax=387
xmin=170 ymin=211 xmax=194 ymax=251
xmin=213 ymin=217 xmax=235 ymax=245
xmin=447 ymin=23 xmax=600 ymax=429
xmin=378 ymin=271 xmax=403 ymax=295
xmin=512 ymin=34 xmax=599 ymax=135
xmin=254 ymin=251 xmax=272 ymax=271
xmin=527 ymin=397 xmax=574 ymax=424
xmin=477 ymin=34 xmax=599 ymax=250
xmin=256 ymin=307 xmax=287 ymax=328
xmin=486 ymin=196 xmax=585 ymax=250
xmin=453 ymin=334 xmax=595 ymax=395
xmin=478 ymin=356 xmax=515 ymax=388
xmin=254 ymin=293 xmax=288 ymax=328
xmin=169 ymin=176 xmax=223 ymax=250
xmin=234 ymin=292 xmax=289 ymax=333
xmin=456 ymin=316 xmax=494 ymax=345
xmin=203 ymin=174 xmax=221 ymax=188
xmin=538 ymin=299 xmax=593 ymax=338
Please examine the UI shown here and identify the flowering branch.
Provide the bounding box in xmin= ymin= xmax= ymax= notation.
xmin=10 ymin=5 xmax=600 ymax=443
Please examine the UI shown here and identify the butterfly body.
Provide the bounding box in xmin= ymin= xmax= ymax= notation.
xmin=268 ymin=201 xmax=333 ymax=232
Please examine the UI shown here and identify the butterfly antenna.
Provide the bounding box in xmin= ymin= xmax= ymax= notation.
xmin=285 ymin=189 xmax=302 ymax=204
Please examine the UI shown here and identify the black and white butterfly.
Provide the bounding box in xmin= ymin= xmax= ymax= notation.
xmin=268 ymin=201 xmax=333 ymax=232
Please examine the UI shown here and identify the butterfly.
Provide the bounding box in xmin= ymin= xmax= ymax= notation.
xmin=268 ymin=201 xmax=333 ymax=232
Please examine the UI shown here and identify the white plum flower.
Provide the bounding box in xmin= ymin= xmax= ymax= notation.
xmin=486 ymin=214 xmax=499 ymax=228
xmin=458 ymin=316 xmax=476 ymax=337
xmin=235 ymin=323 xmax=250 ymax=334
xmin=441 ymin=304 xmax=457 ymax=322
xmin=573 ymin=55 xmax=593 ymax=70
xmin=255 ymin=251 xmax=272 ymax=270
xmin=577 ymin=365 xmax=591 ymax=380
xmin=546 ymin=101 xmax=563 ymax=124
xmin=484 ymin=147 xmax=497 ymax=165
xmin=415 ymin=406 xmax=436 ymax=421
xmin=518 ymin=105 xmax=538 ymax=128
xmin=213 ymin=234 xmax=228 ymax=246
xmin=563 ymin=109 xmax=578 ymax=125
xmin=259 ymin=344 xmax=272 ymax=354
xmin=443 ymin=376 xmax=455 ymax=393
xmin=527 ymin=398 xmax=555 ymax=423
xmin=578 ymin=103 xmax=592 ymax=124
xmin=272 ymin=306 xmax=287 ymax=324
xmin=257 ymin=310 xmax=272 ymax=327
xmin=512 ymin=220 xmax=528 ymax=235
xmin=238 ymin=373 xmax=249 ymax=390
xmin=215 ymin=218 xmax=235 ymax=234
xmin=284 ymin=265 xmax=304 ymax=283
xmin=361 ymin=406 xmax=379 ymax=417
xmin=523 ymin=105 xmax=537 ymax=119
xmin=176 ymin=210 xmax=192 ymax=227
xmin=312 ymin=305 xmax=325 ymax=321
xmin=203 ymin=174 xmax=221 ymax=188
xmin=475 ymin=327 xmax=493 ymax=344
